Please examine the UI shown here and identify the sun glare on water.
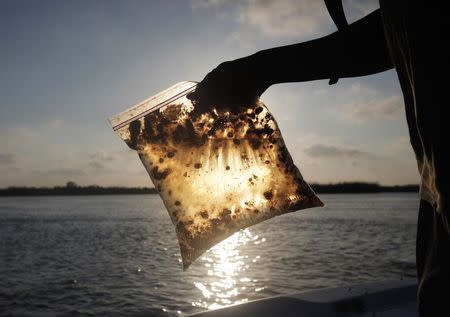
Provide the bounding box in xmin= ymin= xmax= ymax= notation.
xmin=192 ymin=229 xmax=266 ymax=310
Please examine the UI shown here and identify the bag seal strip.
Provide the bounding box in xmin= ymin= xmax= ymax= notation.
xmin=109 ymin=81 xmax=197 ymax=131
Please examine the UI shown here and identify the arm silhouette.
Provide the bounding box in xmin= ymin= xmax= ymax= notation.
xmin=189 ymin=9 xmax=393 ymax=105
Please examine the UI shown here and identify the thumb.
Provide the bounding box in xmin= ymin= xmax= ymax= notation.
xmin=186 ymin=91 xmax=198 ymax=101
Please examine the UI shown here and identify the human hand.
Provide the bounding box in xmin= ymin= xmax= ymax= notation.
xmin=187 ymin=55 xmax=270 ymax=107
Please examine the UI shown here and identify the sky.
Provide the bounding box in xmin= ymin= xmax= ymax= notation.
xmin=0 ymin=0 xmax=419 ymax=188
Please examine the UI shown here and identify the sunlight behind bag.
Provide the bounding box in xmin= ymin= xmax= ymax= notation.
xmin=109 ymin=81 xmax=323 ymax=270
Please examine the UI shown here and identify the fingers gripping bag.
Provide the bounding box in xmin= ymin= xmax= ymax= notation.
xmin=109 ymin=81 xmax=323 ymax=270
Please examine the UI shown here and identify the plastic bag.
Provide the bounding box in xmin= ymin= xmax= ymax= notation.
xmin=109 ymin=81 xmax=323 ymax=269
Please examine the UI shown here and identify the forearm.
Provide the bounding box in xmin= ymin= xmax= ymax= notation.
xmin=249 ymin=9 xmax=393 ymax=85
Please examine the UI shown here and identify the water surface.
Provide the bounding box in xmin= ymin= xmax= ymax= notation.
xmin=0 ymin=193 xmax=419 ymax=316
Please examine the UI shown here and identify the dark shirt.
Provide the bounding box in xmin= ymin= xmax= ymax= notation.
xmin=379 ymin=0 xmax=450 ymax=213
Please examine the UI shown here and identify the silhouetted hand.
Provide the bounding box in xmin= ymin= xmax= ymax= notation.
xmin=187 ymin=55 xmax=270 ymax=107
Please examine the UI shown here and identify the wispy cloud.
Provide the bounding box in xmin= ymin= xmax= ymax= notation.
xmin=88 ymin=161 xmax=105 ymax=170
xmin=286 ymin=133 xmax=417 ymax=185
xmin=237 ymin=0 xmax=329 ymax=38
xmin=191 ymin=0 xmax=228 ymax=9
xmin=43 ymin=167 xmax=85 ymax=177
xmin=340 ymin=95 xmax=404 ymax=123
xmin=89 ymin=150 xmax=116 ymax=162
xmin=192 ymin=0 xmax=380 ymax=40
xmin=337 ymin=83 xmax=404 ymax=124
xmin=342 ymin=0 xmax=379 ymax=23
xmin=382 ymin=136 xmax=415 ymax=157
xmin=192 ymin=0 xmax=332 ymax=38
xmin=0 ymin=153 xmax=15 ymax=165
xmin=304 ymin=143 xmax=373 ymax=158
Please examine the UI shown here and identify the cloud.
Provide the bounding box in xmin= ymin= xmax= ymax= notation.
xmin=193 ymin=0 xmax=332 ymax=38
xmin=340 ymin=95 xmax=404 ymax=123
xmin=342 ymin=0 xmax=379 ymax=23
xmin=192 ymin=0 xmax=381 ymax=40
xmin=304 ymin=143 xmax=372 ymax=158
xmin=191 ymin=0 xmax=228 ymax=9
xmin=87 ymin=150 xmax=118 ymax=171
xmin=333 ymin=83 xmax=404 ymax=124
xmin=382 ymin=136 xmax=415 ymax=157
xmin=47 ymin=119 xmax=64 ymax=129
xmin=0 ymin=153 xmax=15 ymax=165
xmin=237 ymin=0 xmax=329 ymax=38
xmin=89 ymin=150 xmax=116 ymax=162
xmin=89 ymin=161 xmax=105 ymax=170
xmin=44 ymin=167 xmax=85 ymax=176
xmin=296 ymin=137 xmax=418 ymax=185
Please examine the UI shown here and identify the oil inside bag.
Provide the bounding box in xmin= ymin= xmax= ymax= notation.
xmin=110 ymin=81 xmax=323 ymax=270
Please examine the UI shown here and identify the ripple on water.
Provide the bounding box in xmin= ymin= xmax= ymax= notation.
xmin=0 ymin=193 xmax=419 ymax=316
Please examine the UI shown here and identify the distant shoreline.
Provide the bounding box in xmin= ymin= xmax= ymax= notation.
xmin=0 ymin=182 xmax=418 ymax=196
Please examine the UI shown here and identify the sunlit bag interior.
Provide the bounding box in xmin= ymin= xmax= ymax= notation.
xmin=110 ymin=82 xmax=323 ymax=269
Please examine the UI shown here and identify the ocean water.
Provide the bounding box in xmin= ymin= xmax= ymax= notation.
xmin=0 ymin=193 xmax=419 ymax=317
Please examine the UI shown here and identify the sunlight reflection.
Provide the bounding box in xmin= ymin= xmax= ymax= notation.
xmin=192 ymin=229 xmax=265 ymax=310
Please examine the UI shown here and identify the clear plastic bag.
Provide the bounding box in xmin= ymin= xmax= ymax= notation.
xmin=110 ymin=81 xmax=323 ymax=269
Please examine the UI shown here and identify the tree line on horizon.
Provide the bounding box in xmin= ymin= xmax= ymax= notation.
xmin=0 ymin=181 xmax=419 ymax=196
